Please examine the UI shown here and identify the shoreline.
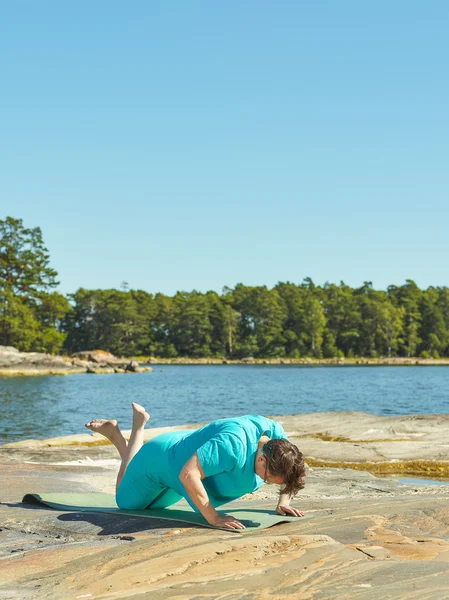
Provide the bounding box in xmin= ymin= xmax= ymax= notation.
xmin=2 ymin=355 xmax=449 ymax=377
xmin=141 ymin=356 xmax=449 ymax=366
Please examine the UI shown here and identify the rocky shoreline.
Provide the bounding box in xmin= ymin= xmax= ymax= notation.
xmin=148 ymin=356 xmax=449 ymax=366
xmin=2 ymin=411 xmax=449 ymax=598
xmin=1 ymin=345 xmax=449 ymax=377
xmin=0 ymin=346 xmax=153 ymax=376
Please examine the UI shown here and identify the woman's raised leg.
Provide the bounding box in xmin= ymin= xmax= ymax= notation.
xmin=85 ymin=402 xmax=150 ymax=492
xmin=115 ymin=402 xmax=150 ymax=492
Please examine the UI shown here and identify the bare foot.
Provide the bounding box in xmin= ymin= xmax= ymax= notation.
xmin=132 ymin=402 xmax=150 ymax=428
xmin=85 ymin=419 xmax=120 ymax=441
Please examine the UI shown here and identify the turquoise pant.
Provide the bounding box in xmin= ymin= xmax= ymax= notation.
xmin=116 ymin=434 xmax=183 ymax=510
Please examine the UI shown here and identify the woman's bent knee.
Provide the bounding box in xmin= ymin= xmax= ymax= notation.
xmin=117 ymin=498 xmax=148 ymax=510
xmin=116 ymin=481 xmax=153 ymax=510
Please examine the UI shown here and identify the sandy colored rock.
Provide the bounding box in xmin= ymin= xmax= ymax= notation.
xmin=2 ymin=412 xmax=449 ymax=599
xmin=0 ymin=346 xmax=153 ymax=376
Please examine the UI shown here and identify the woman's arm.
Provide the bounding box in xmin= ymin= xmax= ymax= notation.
xmin=276 ymin=492 xmax=305 ymax=517
xmin=179 ymin=453 xmax=245 ymax=530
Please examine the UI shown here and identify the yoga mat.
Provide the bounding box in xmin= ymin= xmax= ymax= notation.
xmin=22 ymin=492 xmax=311 ymax=531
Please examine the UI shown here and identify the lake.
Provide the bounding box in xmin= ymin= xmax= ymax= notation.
xmin=1 ymin=365 xmax=448 ymax=444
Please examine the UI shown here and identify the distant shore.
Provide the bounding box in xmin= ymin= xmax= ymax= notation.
xmin=142 ymin=356 xmax=449 ymax=366
xmin=2 ymin=350 xmax=449 ymax=377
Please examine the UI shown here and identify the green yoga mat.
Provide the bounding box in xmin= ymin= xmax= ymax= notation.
xmin=22 ymin=492 xmax=310 ymax=531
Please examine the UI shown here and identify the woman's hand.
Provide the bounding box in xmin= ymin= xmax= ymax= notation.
xmin=209 ymin=514 xmax=246 ymax=530
xmin=276 ymin=505 xmax=305 ymax=517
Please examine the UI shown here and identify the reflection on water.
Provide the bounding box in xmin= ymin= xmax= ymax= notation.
xmin=1 ymin=365 xmax=449 ymax=444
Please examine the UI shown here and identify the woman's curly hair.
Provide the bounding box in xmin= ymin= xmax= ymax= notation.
xmin=263 ymin=438 xmax=306 ymax=497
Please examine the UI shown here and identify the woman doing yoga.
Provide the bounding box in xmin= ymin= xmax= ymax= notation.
xmin=85 ymin=403 xmax=306 ymax=530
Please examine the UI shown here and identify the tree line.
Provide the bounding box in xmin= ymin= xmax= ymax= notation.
xmin=1 ymin=217 xmax=449 ymax=358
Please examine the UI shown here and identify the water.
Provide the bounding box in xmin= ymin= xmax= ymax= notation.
xmin=0 ymin=365 xmax=448 ymax=444
xmin=398 ymin=477 xmax=449 ymax=486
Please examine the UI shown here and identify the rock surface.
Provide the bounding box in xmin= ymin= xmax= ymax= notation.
xmin=0 ymin=345 xmax=81 ymax=375
xmin=0 ymin=346 xmax=152 ymax=376
xmin=1 ymin=412 xmax=449 ymax=598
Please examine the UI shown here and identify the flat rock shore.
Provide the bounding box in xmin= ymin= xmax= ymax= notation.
xmin=2 ymin=345 xmax=449 ymax=376
xmin=1 ymin=412 xmax=449 ymax=599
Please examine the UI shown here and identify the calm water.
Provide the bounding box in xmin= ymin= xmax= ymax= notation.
xmin=398 ymin=478 xmax=449 ymax=486
xmin=1 ymin=365 xmax=448 ymax=444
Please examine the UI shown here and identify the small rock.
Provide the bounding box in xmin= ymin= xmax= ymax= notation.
xmin=125 ymin=361 xmax=141 ymax=373
xmin=72 ymin=359 xmax=90 ymax=368
xmin=86 ymin=366 xmax=115 ymax=374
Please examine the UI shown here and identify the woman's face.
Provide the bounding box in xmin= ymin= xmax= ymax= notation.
xmin=256 ymin=456 xmax=285 ymax=485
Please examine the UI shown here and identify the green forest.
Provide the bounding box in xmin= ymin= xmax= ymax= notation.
xmin=1 ymin=216 xmax=449 ymax=359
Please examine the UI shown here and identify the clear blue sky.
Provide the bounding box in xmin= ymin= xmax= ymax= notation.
xmin=1 ymin=1 xmax=448 ymax=296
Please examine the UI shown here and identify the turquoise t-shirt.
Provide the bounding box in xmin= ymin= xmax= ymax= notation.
xmin=154 ymin=414 xmax=287 ymax=510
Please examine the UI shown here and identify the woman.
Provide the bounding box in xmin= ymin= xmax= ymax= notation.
xmin=86 ymin=403 xmax=306 ymax=530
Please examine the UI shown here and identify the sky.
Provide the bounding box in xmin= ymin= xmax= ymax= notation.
xmin=1 ymin=1 xmax=448 ymax=296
